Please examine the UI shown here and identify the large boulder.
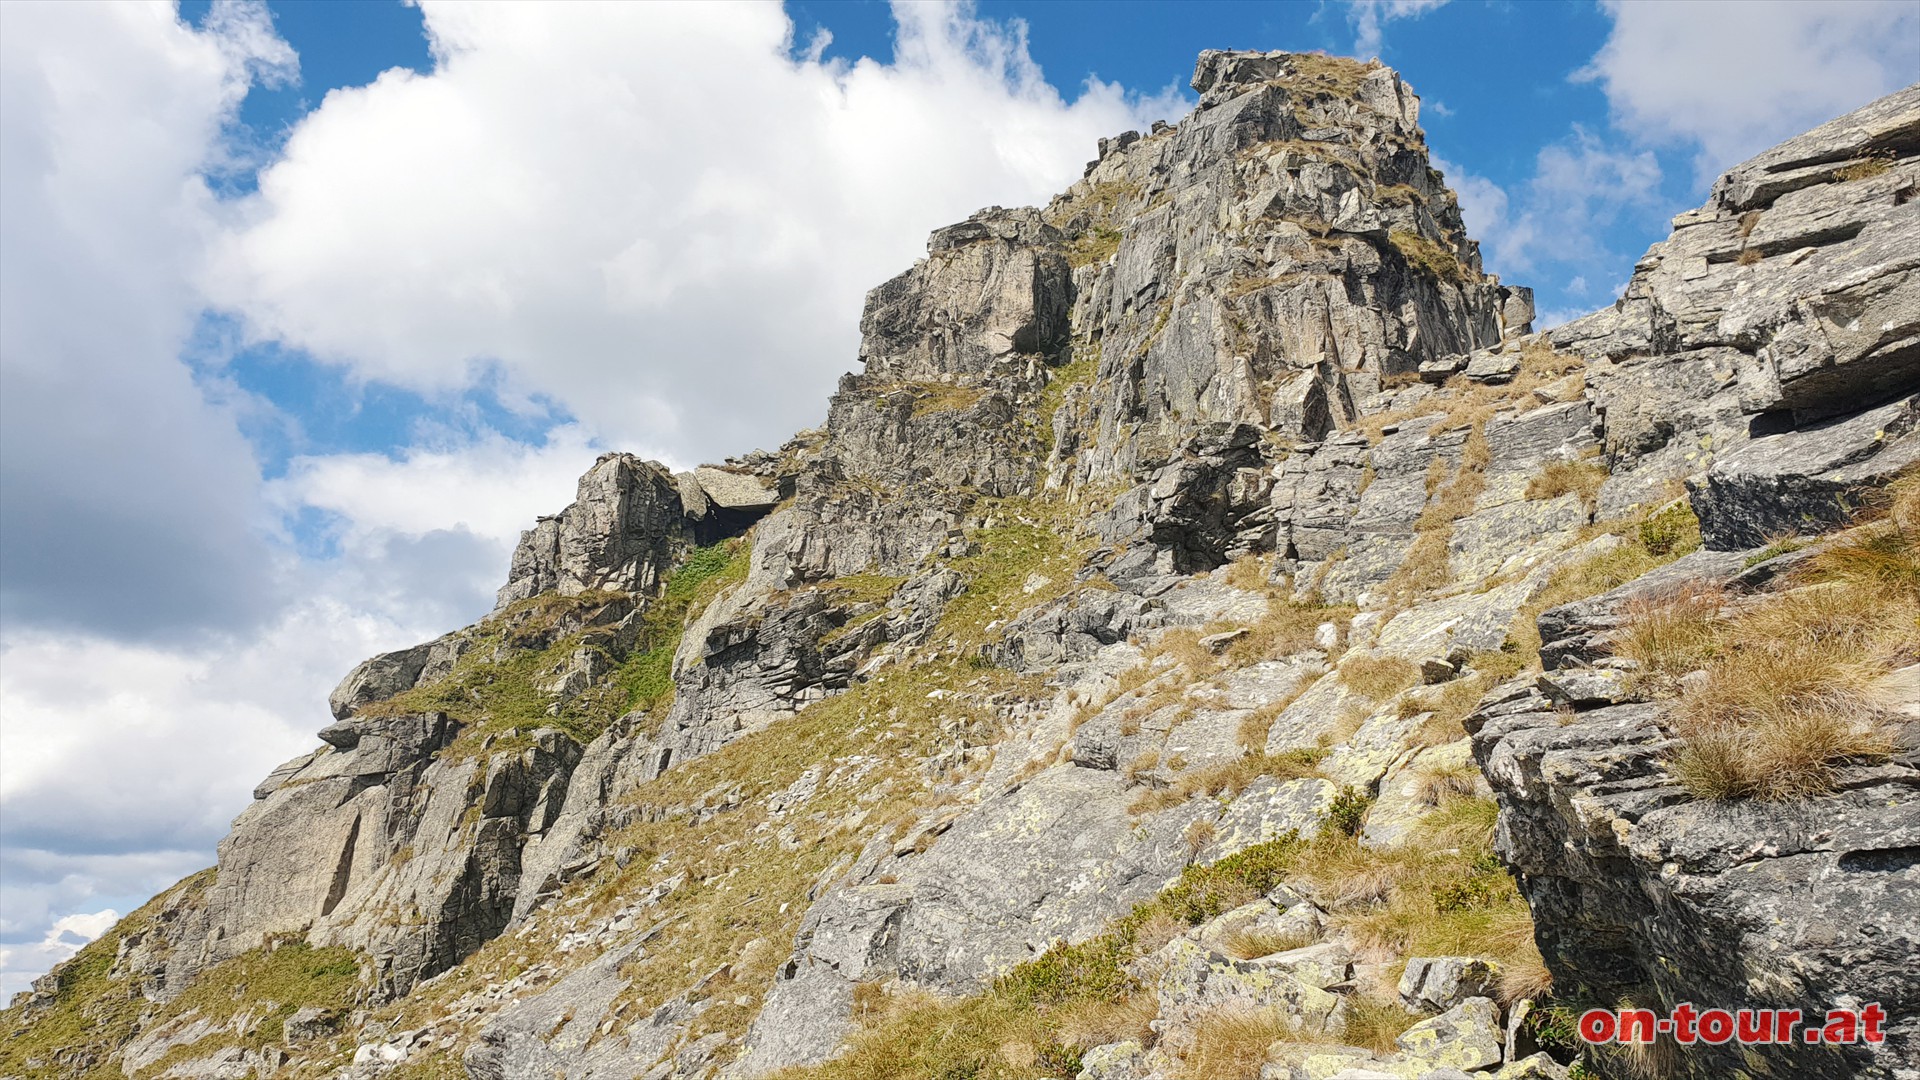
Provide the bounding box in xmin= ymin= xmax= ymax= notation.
xmin=1476 ymin=692 xmax=1920 ymax=1079
xmin=1689 ymin=392 xmax=1919 ymax=549
xmin=858 ymin=206 xmax=1071 ymax=382
xmin=196 ymin=716 xmax=582 ymax=998
xmin=497 ymin=453 xmax=695 ymax=608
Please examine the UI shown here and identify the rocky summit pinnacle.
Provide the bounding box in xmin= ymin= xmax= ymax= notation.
xmin=4 ymin=51 xmax=1916 ymax=1080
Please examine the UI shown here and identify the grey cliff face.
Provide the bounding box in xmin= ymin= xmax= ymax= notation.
xmin=1466 ymin=83 xmax=1920 ymax=1080
xmin=7 ymin=51 xmax=1917 ymax=1080
xmin=858 ymin=207 xmax=1072 ymax=384
xmin=1554 ymin=83 xmax=1920 ymax=526
xmin=497 ymin=454 xmax=693 ymax=608
xmin=1473 ymin=548 xmax=1920 ymax=1080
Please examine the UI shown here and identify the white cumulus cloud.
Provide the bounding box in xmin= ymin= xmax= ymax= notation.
xmin=0 ymin=0 xmax=295 ymax=641
xmin=1435 ymin=131 xmax=1663 ymax=285
xmin=0 ymin=909 xmax=120 ymax=999
xmin=1581 ymin=0 xmax=1920 ymax=179
xmin=1347 ymin=0 xmax=1449 ymax=59
xmin=273 ymin=424 xmax=603 ymax=553
xmin=1451 ymin=0 xmax=1916 ymax=318
xmin=204 ymin=0 xmax=1184 ymax=467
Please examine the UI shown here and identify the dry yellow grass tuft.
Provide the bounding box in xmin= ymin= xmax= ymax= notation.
xmin=849 ymin=980 xmax=893 ymax=1020
xmin=1651 ymin=472 xmax=1918 ymax=800
xmin=1338 ymin=994 xmax=1420 ymax=1054
xmin=1220 ymin=926 xmax=1317 ymax=961
xmin=1807 ymin=469 xmax=1920 ymax=596
xmin=1124 ymin=750 xmax=1163 ymax=785
xmin=1236 ymin=702 xmax=1283 ymax=752
xmin=1185 ymin=819 xmax=1220 ymax=859
xmin=1130 ymin=749 xmax=1327 ymax=815
xmin=1226 ymin=598 xmax=1351 ymax=665
xmin=1052 ymin=993 xmax=1157 ymax=1050
xmin=1155 ymin=627 xmax=1223 ymax=675
xmin=871 ymin=380 xmax=987 ymax=416
xmin=1146 ymin=598 xmax=1351 ymax=684
xmin=1223 ymin=553 xmax=1274 ymax=592
xmin=1616 ymin=583 xmax=1724 ymax=684
xmin=1353 ymin=340 xmax=1586 ymax=446
xmin=1388 ymin=230 xmax=1470 ymax=286
xmin=1668 ymin=588 xmax=1907 ymax=800
xmin=1400 ymin=673 xmax=1498 ymax=748
xmin=1381 ymin=423 xmax=1495 ymax=602
xmin=1525 ymin=459 xmax=1609 ymax=508
xmin=1180 ymin=1007 xmax=1291 ymax=1080
xmin=1499 ymin=950 xmax=1556 ymax=1003
xmin=1132 ymin=910 xmax=1193 ymax=956
xmin=1280 ymin=51 xmax=1382 ymax=95
xmin=1339 ymin=654 xmax=1422 ymax=701
xmin=1834 ymin=150 xmax=1894 ymax=182
xmin=1412 ymin=760 xmax=1482 ymax=806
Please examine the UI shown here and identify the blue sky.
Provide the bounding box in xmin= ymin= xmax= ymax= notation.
xmin=1 ymin=0 xmax=1915 ymax=997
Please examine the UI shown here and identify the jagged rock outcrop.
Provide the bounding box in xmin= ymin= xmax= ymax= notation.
xmin=1465 ymin=85 xmax=1920 ymax=1080
xmin=860 ymin=208 xmax=1072 ymax=383
xmin=497 ymin=454 xmax=695 ymax=607
xmin=498 ymin=454 xmax=778 ymax=608
xmin=1474 ymin=550 xmax=1920 ymax=1080
xmin=7 ymin=52 xmax=1917 ymax=1080
xmin=1053 ymin=51 xmax=1529 ymax=493
xmin=1554 ymin=83 xmax=1919 ymax=521
xmin=199 ymin=713 xmax=580 ymax=998
xmin=1690 ymin=391 xmax=1919 ymax=548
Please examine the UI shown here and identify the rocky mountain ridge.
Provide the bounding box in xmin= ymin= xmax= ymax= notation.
xmin=5 ymin=50 xmax=1916 ymax=1080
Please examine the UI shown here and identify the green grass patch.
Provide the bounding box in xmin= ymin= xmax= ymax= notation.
xmin=993 ymin=935 xmax=1137 ymax=1009
xmin=821 ymin=574 xmax=908 ymax=605
xmin=0 ymin=875 xmax=212 ymax=1080
xmin=664 ymin=540 xmax=748 ymax=606
xmin=614 ymin=643 xmax=677 ymax=714
xmin=1134 ymin=837 xmax=1305 ymax=927
xmin=140 ymin=940 xmax=364 ymax=1072
xmin=1742 ymin=536 xmax=1808 ymax=567
xmin=612 ymin=536 xmax=753 ymax=722
xmin=367 ymin=538 xmax=751 ymax=755
xmin=1635 ymin=500 xmax=1702 ymax=558
xmin=1388 ymin=229 xmax=1469 ymax=286
xmin=1067 ymin=225 xmax=1122 ymax=269
xmin=1325 ymin=786 xmax=1372 ymax=837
